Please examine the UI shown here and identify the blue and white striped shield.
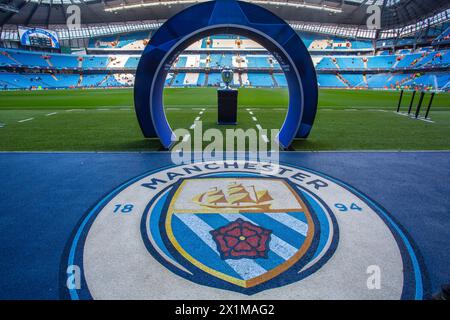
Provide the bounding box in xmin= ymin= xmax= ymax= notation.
xmin=163 ymin=177 xmax=316 ymax=289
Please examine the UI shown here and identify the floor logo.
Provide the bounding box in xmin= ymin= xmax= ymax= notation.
xmin=64 ymin=161 xmax=426 ymax=300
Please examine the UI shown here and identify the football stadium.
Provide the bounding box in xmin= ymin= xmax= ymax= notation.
xmin=0 ymin=0 xmax=449 ymax=306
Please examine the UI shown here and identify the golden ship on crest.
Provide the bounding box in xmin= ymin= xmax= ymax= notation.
xmin=192 ymin=182 xmax=274 ymax=210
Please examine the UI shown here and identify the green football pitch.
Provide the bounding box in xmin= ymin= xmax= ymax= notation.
xmin=0 ymin=87 xmax=449 ymax=151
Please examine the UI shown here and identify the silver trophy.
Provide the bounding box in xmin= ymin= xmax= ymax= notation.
xmin=221 ymin=67 xmax=233 ymax=89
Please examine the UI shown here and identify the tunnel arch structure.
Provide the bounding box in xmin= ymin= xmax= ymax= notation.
xmin=134 ymin=0 xmax=318 ymax=149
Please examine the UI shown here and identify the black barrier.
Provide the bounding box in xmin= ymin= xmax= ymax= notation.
xmin=415 ymin=92 xmax=425 ymax=119
xmin=425 ymin=92 xmax=436 ymax=119
xmin=407 ymin=90 xmax=416 ymax=115
xmin=397 ymin=89 xmax=404 ymax=113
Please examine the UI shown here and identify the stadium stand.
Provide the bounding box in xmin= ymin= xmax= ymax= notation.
xmin=247 ymin=73 xmax=274 ymax=87
xmin=317 ymin=74 xmax=347 ymax=88
xmin=0 ymin=29 xmax=449 ymax=91
xmin=48 ymin=54 xmax=79 ymax=69
xmin=273 ymin=73 xmax=287 ymax=87
xmin=366 ymin=55 xmax=397 ymax=69
xmin=335 ymin=57 xmax=365 ymax=69
xmin=81 ymin=56 xmax=109 ymax=69
xmin=341 ymin=74 xmax=366 ymax=87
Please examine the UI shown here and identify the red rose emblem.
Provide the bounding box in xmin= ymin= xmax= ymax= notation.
xmin=210 ymin=218 xmax=271 ymax=260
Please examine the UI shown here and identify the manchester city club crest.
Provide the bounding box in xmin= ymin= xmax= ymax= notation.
xmin=63 ymin=161 xmax=426 ymax=300
xmin=161 ymin=177 xmax=319 ymax=293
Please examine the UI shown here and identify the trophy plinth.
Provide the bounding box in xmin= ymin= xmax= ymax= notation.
xmin=217 ymin=68 xmax=238 ymax=125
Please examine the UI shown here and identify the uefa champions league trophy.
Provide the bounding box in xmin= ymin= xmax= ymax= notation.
xmin=221 ymin=67 xmax=233 ymax=89
xmin=217 ymin=67 xmax=238 ymax=125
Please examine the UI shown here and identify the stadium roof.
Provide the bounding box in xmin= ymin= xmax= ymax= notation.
xmin=0 ymin=0 xmax=449 ymax=30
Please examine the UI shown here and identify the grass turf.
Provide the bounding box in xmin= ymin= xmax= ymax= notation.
xmin=0 ymin=87 xmax=449 ymax=151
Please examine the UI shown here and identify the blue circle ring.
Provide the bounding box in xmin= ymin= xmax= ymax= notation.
xmin=134 ymin=0 xmax=318 ymax=149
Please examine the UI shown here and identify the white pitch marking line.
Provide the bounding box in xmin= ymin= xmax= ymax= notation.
xmin=182 ymin=134 xmax=190 ymax=142
xmin=190 ymin=123 xmax=196 ymax=129
xmin=249 ymin=111 xmax=254 ymax=115
xmin=18 ymin=118 xmax=34 ymax=123
xmin=256 ymin=124 xmax=263 ymax=131
xmin=199 ymin=111 xmax=204 ymax=115
xmin=261 ymin=134 xmax=269 ymax=143
xmin=46 ymin=112 xmax=57 ymax=116
xmin=195 ymin=116 xmax=200 ymax=121
xmin=97 ymin=108 xmax=109 ymax=111
xmin=252 ymin=116 xmax=258 ymax=122
xmin=66 ymin=109 xmax=75 ymax=112
xmin=0 ymin=123 xmax=5 ymax=128
xmin=344 ymin=109 xmax=358 ymax=111
xmin=395 ymin=112 xmax=435 ymax=123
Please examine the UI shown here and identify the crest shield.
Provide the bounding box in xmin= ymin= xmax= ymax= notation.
xmin=162 ymin=177 xmax=316 ymax=290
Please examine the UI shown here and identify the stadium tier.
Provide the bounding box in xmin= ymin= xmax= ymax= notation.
xmin=1 ymin=32 xmax=449 ymax=91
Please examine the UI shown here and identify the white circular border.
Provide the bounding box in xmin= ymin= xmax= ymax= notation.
xmin=66 ymin=161 xmax=424 ymax=300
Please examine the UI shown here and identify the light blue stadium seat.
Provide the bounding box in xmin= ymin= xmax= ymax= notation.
xmin=81 ymin=74 xmax=106 ymax=87
xmin=0 ymin=52 xmax=19 ymax=67
xmin=273 ymin=73 xmax=287 ymax=87
xmin=341 ymin=74 xmax=365 ymax=87
xmin=197 ymin=73 xmax=206 ymax=86
xmin=317 ymin=74 xmax=346 ymax=87
xmin=316 ymin=58 xmax=337 ymax=69
xmin=247 ymin=56 xmax=271 ymax=68
xmin=125 ymin=57 xmax=140 ymax=68
xmin=207 ymin=73 xmax=222 ymax=86
xmin=176 ymin=56 xmax=188 ymax=68
xmin=171 ymin=73 xmax=186 ymax=87
xmin=49 ymin=54 xmax=79 ymax=68
xmin=396 ymin=53 xmax=421 ymax=68
xmin=7 ymin=50 xmax=48 ymax=68
xmin=82 ymin=56 xmax=108 ymax=69
xmin=367 ymin=56 xmax=397 ymax=69
xmin=336 ymin=57 xmax=365 ymax=69
xmin=247 ymin=73 xmax=273 ymax=87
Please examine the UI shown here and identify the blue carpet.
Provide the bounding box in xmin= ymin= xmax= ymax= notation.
xmin=0 ymin=152 xmax=448 ymax=299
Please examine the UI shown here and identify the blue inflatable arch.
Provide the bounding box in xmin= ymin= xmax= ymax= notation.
xmin=134 ymin=0 xmax=318 ymax=149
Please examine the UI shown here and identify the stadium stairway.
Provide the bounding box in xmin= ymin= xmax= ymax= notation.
xmin=45 ymin=58 xmax=53 ymax=68
xmin=271 ymin=73 xmax=278 ymax=87
xmin=77 ymin=74 xmax=83 ymax=87
xmin=336 ymin=73 xmax=350 ymax=87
